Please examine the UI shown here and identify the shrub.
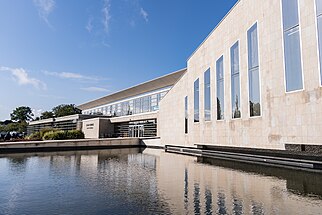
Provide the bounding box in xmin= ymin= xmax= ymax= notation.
xmin=65 ymin=130 xmax=85 ymax=139
xmin=42 ymin=130 xmax=85 ymax=140
xmin=27 ymin=132 xmax=41 ymax=141
xmin=39 ymin=127 xmax=57 ymax=139
xmin=43 ymin=130 xmax=66 ymax=140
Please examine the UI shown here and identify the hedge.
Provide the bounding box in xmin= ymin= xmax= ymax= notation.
xmin=42 ymin=130 xmax=85 ymax=140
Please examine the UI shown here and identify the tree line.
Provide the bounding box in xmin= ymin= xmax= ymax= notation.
xmin=0 ymin=104 xmax=82 ymax=133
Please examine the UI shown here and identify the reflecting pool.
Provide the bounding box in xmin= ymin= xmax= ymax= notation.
xmin=0 ymin=148 xmax=322 ymax=215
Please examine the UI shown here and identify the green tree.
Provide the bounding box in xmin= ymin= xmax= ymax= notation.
xmin=4 ymin=122 xmax=27 ymax=133
xmin=40 ymin=111 xmax=54 ymax=119
xmin=52 ymin=104 xmax=82 ymax=117
xmin=10 ymin=106 xmax=33 ymax=122
xmin=217 ymin=98 xmax=222 ymax=120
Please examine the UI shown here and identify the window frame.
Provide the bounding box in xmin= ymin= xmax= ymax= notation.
xmin=314 ymin=0 xmax=322 ymax=87
xmin=216 ymin=55 xmax=225 ymax=121
xmin=280 ymin=0 xmax=305 ymax=93
xmin=230 ymin=40 xmax=242 ymax=120
xmin=204 ymin=68 xmax=211 ymax=121
xmin=246 ymin=21 xmax=262 ymax=118
xmin=194 ymin=78 xmax=200 ymax=123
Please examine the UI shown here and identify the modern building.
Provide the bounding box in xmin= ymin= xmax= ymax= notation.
xmin=78 ymin=69 xmax=186 ymax=138
xmin=159 ymin=0 xmax=322 ymax=150
xmin=28 ymin=0 xmax=322 ymax=151
xmin=27 ymin=114 xmax=102 ymax=135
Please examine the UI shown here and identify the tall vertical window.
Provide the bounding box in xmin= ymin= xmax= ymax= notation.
xmin=204 ymin=69 xmax=211 ymax=121
xmin=185 ymin=96 xmax=188 ymax=133
xmin=247 ymin=23 xmax=261 ymax=117
xmin=216 ymin=56 xmax=224 ymax=120
xmin=194 ymin=78 xmax=200 ymax=122
xmin=281 ymin=0 xmax=303 ymax=92
xmin=316 ymin=0 xmax=322 ymax=84
xmin=231 ymin=41 xmax=241 ymax=119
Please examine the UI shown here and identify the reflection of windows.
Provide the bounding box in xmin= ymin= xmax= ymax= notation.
xmin=194 ymin=79 xmax=200 ymax=122
xmin=231 ymin=41 xmax=241 ymax=119
xmin=107 ymin=105 xmax=111 ymax=115
xmin=185 ymin=96 xmax=188 ymax=133
xmin=142 ymin=96 xmax=150 ymax=113
xmin=216 ymin=56 xmax=224 ymax=120
xmin=150 ymin=94 xmax=158 ymax=111
xmin=111 ymin=105 xmax=116 ymax=116
xmin=316 ymin=0 xmax=322 ymax=85
xmin=281 ymin=0 xmax=303 ymax=92
xmin=204 ymin=69 xmax=211 ymax=121
xmin=248 ymin=23 xmax=261 ymax=117
xmin=87 ymin=90 xmax=168 ymax=118
xmin=134 ymin=98 xmax=141 ymax=114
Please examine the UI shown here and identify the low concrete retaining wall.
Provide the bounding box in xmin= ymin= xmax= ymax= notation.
xmin=165 ymin=145 xmax=322 ymax=172
xmin=0 ymin=138 xmax=142 ymax=153
xmin=140 ymin=137 xmax=163 ymax=149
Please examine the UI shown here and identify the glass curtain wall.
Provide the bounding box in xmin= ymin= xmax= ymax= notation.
xmin=247 ymin=23 xmax=261 ymax=117
xmin=231 ymin=41 xmax=241 ymax=119
xmin=83 ymin=91 xmax=167 ymax=117
xmin=216 ymin=56 xmax=224 ymax=120
xmin=281 ymin=0 xmax=303 ymax=92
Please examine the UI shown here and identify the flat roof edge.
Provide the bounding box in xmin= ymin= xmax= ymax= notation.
xmin=77 ymin=68 xmax=187 ymax=109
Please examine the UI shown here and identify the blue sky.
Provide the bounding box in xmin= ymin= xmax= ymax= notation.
xmin=0 ymin=0 xmax=237 ymax=120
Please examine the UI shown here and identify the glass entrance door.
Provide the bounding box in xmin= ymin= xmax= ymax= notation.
xmin=129 ymin=125 xmax=144 ymax=137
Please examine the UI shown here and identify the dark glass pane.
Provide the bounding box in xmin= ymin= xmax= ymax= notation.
xmin=284 ymin=26 xmax=303 ymax=92
xmin=194 ymin=79 xmax=199 ymax=122
xmin=204 ymin=69 xmax=211 ymax=121
xmin=282 ymin=0 xmax=299 ymax=30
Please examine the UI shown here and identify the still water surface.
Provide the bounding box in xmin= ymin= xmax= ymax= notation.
xmin=0 ymin=148 xmax=322 ymax=215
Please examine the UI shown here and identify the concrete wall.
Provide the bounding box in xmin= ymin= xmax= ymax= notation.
xmin=159 ymin=0 xmax=322 ymax=149
xmin=82 ymin=118 xmax=113 ymax=139
xmin=0 ymin=138 xmax=141 ymax=152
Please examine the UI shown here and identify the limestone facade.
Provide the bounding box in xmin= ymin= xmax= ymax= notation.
xmin=159 ymin=0 xmax=322 ymax=149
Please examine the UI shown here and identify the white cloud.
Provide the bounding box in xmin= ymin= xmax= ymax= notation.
xmin=81 ymin=87 xmax=110 ymax=93
xmin=140 ymin=7 xmax=148 ymax=22
xmin=102 ymin=0 xmax=111 ymax=33
xmin=33 ymin=0 xmax=55 ymax=27
xmin=32 ymin=108 xmax=43 ymax=118
xmin=86 ymin=17 xmax=93 ymax=33
xmin=43 ymin=71 xmax=100 ymax=81
xmin=0 ymin=66 xmax=47 ymax=90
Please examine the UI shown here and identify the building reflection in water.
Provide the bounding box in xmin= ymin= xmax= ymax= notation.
xmin=205 ymin=188 xmax=212 ymax=214
xmin=142 ymin=148 xmax=322 ymax=215
xmin=1 ymin=148 xmax=322 ymax=214
xmin=193 ymin=183 xmax=200 ymax=214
